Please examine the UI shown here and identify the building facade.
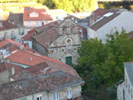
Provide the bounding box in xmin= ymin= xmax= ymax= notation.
xmin=23 ymin=7 xmax=53 ymax=28
xmin=32 ymin=17 xmax=87 ymax=65
xmin=87 ymin=9 xmax=133 ymax=43
xmin=0 ymin=48 xmax=84 ymax=100
xmin=117 ymin=62 xmax=133 ymax=100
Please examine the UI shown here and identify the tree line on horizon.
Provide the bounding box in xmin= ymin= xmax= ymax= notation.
xmin=1 ymin=0 xmax=98 ymax=13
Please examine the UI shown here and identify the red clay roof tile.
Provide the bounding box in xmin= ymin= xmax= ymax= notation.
xmin=23 ymin=7 xmax=52 ymax=21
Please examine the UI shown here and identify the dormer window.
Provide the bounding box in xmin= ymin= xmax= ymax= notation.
xmin=29 ymin=12 xmax=39 ymax=17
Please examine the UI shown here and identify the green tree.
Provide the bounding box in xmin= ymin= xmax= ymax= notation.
xmin=77 ymin=30 xmax=133 ymax=89
xmin=38 ymin=0 xmax=98 ymax=12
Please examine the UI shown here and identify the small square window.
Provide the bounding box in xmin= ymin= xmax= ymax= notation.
xmin=36 ymin=95 xmax=42 ymax=100
xmin=67 ymin=90 xmax=72 ymax=99
xmin=54 ymin=92 xmax=59 ymax=100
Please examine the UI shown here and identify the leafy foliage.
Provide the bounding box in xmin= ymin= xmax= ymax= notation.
xmin=38 ymin=0 xmax=98 ymax=12
xmin=76 ymin=30 xmax=133 ymax=89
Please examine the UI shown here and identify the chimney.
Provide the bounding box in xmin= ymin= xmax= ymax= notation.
xmin=11 ymin=67 xmax=15 ymax=75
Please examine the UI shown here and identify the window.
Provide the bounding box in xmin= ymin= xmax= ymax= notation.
xmin=65 ymin=38 xmax=72 ymax=45
xmin=54 ymin=92 xmax=59 ymax=100
xmin=63 ymin=25 xmax=67 ymax=34
xmin=36 ymin=21 xmax=39 ymax=27
xmin=29 ymin=12 xmax=39 ymax=17
xmin=66 ymin=56 xmax=72 ymax=66
xmin=11 ymin=31 xmax=16 ymax=39
xmin=4 ymin=32 xmax=7 ymax=38
xmin=67 ymin=90 xmax=72 ymax=99
xmin=28 ymin=22 xmax=31 ymax=27
xmin=36 ymin=96 xmax=42 ymax=100
xmin=59 ymin=58 xmax=62 ymax=61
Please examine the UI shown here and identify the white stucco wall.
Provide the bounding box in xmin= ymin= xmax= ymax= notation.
xmin=24 ymin=20 xmax=51 ymax=28
xmin=89 ymin=11 xmax=133 ymax=43
xmin=0 ymin=28 xmax=19 ymax=40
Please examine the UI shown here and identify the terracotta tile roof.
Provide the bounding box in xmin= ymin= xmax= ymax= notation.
xmin=32 ymin=18 xmax=86 ymax=48
xmin=22 ymin=29 xmax=34 ymax=41
xmin=26 ymin=62 xmax=49 ymax=74
xmin=23 ymin=7 xmax=52 ymax=21
xmin=0 ymin=38 xmax=20 ymax=49
xmin=8 ymin=13 xmax=23 ymax=26
xmin=0 ymin=62 xmax=24 ymax=73
xmin=0 ymin=71 xmax=83 ymax=100
xmin=8 ymin=45 xmax=20 ymax=52
xmin=0 ymin=20 xmax=18 ymax=31
xmin=33 ymin=27 xmax=58 ymax=48
xmin=6 ymin=49 xmax=79 ymax=78
xmin=6 ymin=50 xmax=45 ymax=66
xmin=32 ymin=21 xmax=59 ymax=48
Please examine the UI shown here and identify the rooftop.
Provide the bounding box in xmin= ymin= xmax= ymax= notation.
xmin=0 ymin=70 xmax=84 ymax=100
xmin=8 ymin=13 xmax=23 ymax=26
xmin=0 ymin=38 xmax=20 ymax=49
xmin=23 ymin=7 xmax=52 ymax=21
xmin=0 ymin=20 xmax=18 ymax=31
xmin=90 ymin=8 xmax=120 ymax=31
xmin=5 ymin=49 xmax=79 ymax=78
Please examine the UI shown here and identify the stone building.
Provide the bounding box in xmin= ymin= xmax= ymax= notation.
xmin=117 ymin=62 xmax=133 ymax=100
xmin=0 ymin=48 xmax=84 ymax=100
xmin=32 ymin=16 xmax=87 ymax=65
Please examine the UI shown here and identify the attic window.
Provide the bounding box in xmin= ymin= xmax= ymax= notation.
xmin=26 ymin=7 xmax=30 ymax=11
xmin=103 ymin=12 xmax=113 ymax=17
xmin=29 ymin=12 xmax=39 ymax=17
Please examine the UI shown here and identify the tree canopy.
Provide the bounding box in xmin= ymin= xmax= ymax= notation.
xmin=38 ymin=0 xmax=98 ymax=12
xmin=76 ymin=30 xmax=133 ymax=89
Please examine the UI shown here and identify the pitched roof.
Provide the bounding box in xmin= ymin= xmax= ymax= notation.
xmin=0 ymin=62 xmax=24 ymax=73
xmin=0 ymin=20 xmax=18 ymax=31
xmin=0 ymin=71 xmax=83 ymax=100
xmin=92 ymin=8 xmax=109 ymax=22
xmin=32 ymin=21 xmax=59 ymax=48
xmin=124 ymin=62 xmax=133 ymax=85
xmin=8 ymin=13 xmax=23 ymax=26
xmin=0 ymin=38 xmax=20 ymax=49
xmin=23 ymin=7 xmax=52 ymax=21
xmin=6 ymin=49 xmax=79 ymax=77
xmin=32 ymin=17 xmax=86 ymax=48
xmin=6 ymin=50 xmax=45 ymax=66
xmin=33 ymin=27 xmax=58 ymax=48
xmin=22 ymin=29 xmax=34 ymax=41
xmin=91 ymin=12 xmax=120 ymax=31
